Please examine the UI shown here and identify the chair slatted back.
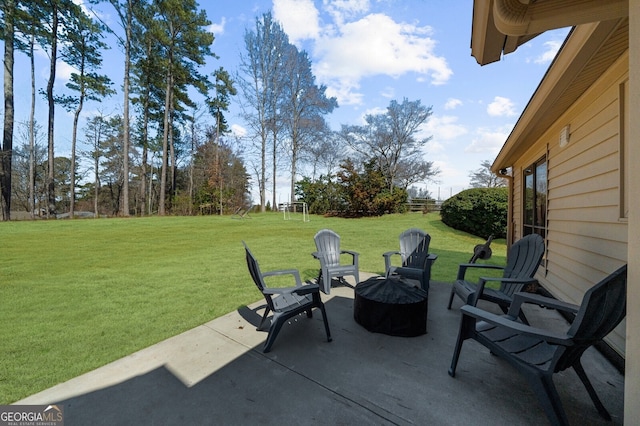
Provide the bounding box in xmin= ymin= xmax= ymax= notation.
xmin=399 ymin=228 xmax=431 ymax=269
xmin=243 ymin=242 xmax=275 ymax=311
xmin=501 ymin=234 xmax=545 ymax=296
xmin=556 ymin=265 xmax=627 ymax=371
xmin=314 ymin=229 xmax=342 ymax=266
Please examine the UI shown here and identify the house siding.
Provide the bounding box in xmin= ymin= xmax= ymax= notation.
xmin=511 ymin=52 xmax=628 ymax=356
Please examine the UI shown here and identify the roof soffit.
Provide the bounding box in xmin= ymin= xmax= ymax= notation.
xmin=471 ymin=0 xmax=628 ymax=65
xmin=492 ymin=18 xmax=629 ymax=171
xmin=471 ymin=0 xmax=535 ymax=64
xmin=493 ymin=0 xmax=629 ymax=36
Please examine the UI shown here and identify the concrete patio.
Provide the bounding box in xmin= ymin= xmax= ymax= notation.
xmin=17 ymin=276 xmax=624 ymax=425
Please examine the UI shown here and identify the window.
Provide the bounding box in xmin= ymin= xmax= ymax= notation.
xmin=523 ymin=157 xmax=547 ymax=239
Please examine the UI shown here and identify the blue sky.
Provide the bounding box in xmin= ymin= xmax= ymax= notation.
xmin=7 ymin=0 xmax=570 ymax=203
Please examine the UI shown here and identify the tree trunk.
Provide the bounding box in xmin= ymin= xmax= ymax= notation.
xmin=260 ymin=131 xmax=266 ymax=212
xmin=29 ymin=33 xmax=36 ymax=218
xmin=46 ymin=5 xmax=59 ymax=217
xmin=121 ymin=0 xmax=132 ymax=217
xmin=271 ymin=129 xmax=277 ymax=210
xmin=140 ymin=106 xmax=149 ymax=217
xmin=1 ymin=0 xmax=15 ymax=221
xmin=70 ymin=49 xmax=86 ymax=219
xmin=70 ymin=98 xmax=83 ymax=218
xmin=159 ymin=65 xmax=172 ymax=215
xmin=94 ymin=151 xmax=99 ymax=217
xmin=290 ymin=149 xmax=297 ymax=205
xmin=169 ymin=103 xmax=175 ymax=207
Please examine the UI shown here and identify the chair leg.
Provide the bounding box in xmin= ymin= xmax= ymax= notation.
xmin=527 ymin=372 xmax=570 ymax=426
xmin=318 ymin=303 xmax=332 ymax=342
xmin=338 ymin=277 xmax=355 ymax=289
xmin=263 ymin=316 xmax=285 ymax=353
xmin=573 ymin=361 xmax=611 ymax=420
xmin=448 ymin=334 xmax=464 ymax=377
xmin=447 ymin=286 xmax=456 ymax=309
xmin=258 ymin=307 xmax=271 ymax=331
xmin=448 ymin=314 xmax=476 ymax=377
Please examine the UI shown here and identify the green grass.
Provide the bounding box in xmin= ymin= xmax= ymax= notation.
xmin=0 ymin=212 xmax=505 ymax=403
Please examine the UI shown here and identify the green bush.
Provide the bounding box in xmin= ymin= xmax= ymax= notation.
xmin=295 ymin=159 xmax=408 ymax=217
xmin=440 ymin=187 xmax=508 ymax=238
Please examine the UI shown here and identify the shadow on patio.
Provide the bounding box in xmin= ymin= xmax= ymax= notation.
xmin=18 ymin=279 xmax=623 ymax=425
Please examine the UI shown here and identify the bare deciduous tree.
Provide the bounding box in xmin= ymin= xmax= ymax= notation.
xmin=237 ymin=12 xmax=289 ymax=212
xmin=469 ymin=160 xmax=507 ymax=188
xmin=340 ymin=98 xmax=438 ymax=190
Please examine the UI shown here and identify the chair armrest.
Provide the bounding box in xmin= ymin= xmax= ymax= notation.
xmin=341 ymin=249 xmax=359 ymax=258
xmin=292 ymin=283 xmax=320 ymax=295
xmin=262 ymin=269 xmax=303 ymax=286
xmin=507 ymin=291 xmax=580 ymax=318
xmin=460 ymin=305 xmax=572 ymax=346
xmin=472 ymin=277 xmax=538 ymax=305
xmin=263 ymin=286 xmax=300 ymax=295
xmin=409 ymin=253 xmax=438 ymax=269
xmin=479 ymin=276 xmax=538 ymax=285
xmin=457 ymin=263 xmax=504 ymax=280
xmin=382 ymin=251 xmax=401 ymax=273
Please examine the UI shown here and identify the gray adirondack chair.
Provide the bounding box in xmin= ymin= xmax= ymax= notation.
xmin=382 ymin=228 xmax=438 ymax=291
xmin=447 ymin=233 xmax=544 ymax=323
xmin=312 ymin=229 xmax=360 ymax=294
xmin=243 ymin=242 xmax=332 ymax=353
xmin=448 ymin=264 xmax=627 ymax=426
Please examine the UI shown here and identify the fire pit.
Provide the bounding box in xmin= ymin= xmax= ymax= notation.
xmin=354 ymin=275 xmax=429 ymax=337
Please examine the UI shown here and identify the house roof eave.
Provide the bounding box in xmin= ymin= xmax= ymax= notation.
xmin=491 ymin=18 xmax=628 ymax=173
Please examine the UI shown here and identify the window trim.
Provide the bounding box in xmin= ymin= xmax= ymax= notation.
xmin=620 ymin=79 xmax=629 ymax=219
xmin=522 ymin=156 xmax=547 ymax=240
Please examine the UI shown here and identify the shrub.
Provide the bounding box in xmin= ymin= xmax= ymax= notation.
xmin=296 ymin=159 xmax=408 ymax=217
xmin=440 ymin=187 xmax=508 ymax=238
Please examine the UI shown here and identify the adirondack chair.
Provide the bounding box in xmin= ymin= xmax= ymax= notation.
xmin=243 ymin=242 xmax=332 ymax=353
xmin=312 ymin=229 xmax=360 ymax=294
xmin=448 ymin=264 xmax=627 ymax=426
xmin=382 ymin=228 xmax=438 ymax=291
xmin=447 ymin=233 xmax=544 ymax=323
xmin=232 ymin=207 xmax=251 ymax=219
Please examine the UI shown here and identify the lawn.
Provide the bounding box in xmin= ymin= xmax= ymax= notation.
xmin=0 ymin=212 xmax=505 ymax=404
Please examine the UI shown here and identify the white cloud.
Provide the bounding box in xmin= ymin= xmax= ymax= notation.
xmin=444 ymin=98 xmax=462 ymax=110
xmin=381 ymin=86 xmax=395 ymax=98
xmin=313 ymin=13 xmax=452 ymax=105
xmin=272 ymin=2 xmax=453 ymax=106
xmin=423 ymin=115 xmax=467 ymax=141
xmin=355 ymin=106 xmax=387 ymax=124
xmin=209 ymin=18 xmax=226 ymax=36
xmin=274 ymin=0 xmax=320 ymax=43
xmin=465 ymin=126 xmax=511 ymax=154
xmin=487 ymin=96 xmax=516 ymax=117
xmin=323 ymin=0 xmax=371 ymax=26
xmin=533 ymin=40 xmax=562 ymax=64
xmin=56 ymin=61 xmax=78 ymax=83
xmin=231 ymin=124 xmax=247 ymax=138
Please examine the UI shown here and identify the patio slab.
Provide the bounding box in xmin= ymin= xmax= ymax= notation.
xmin=16 ymin=277 xmax=624 ymax=425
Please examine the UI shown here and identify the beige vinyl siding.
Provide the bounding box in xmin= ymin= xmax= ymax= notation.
xmin=511 ymin=52 xmax=628 ymax=355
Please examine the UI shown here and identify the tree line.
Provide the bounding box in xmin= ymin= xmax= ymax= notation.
xmin=1 ymin=3 xmax=441 ymax=220
xmin=1 ymin=0 xmax=246 ymax=220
